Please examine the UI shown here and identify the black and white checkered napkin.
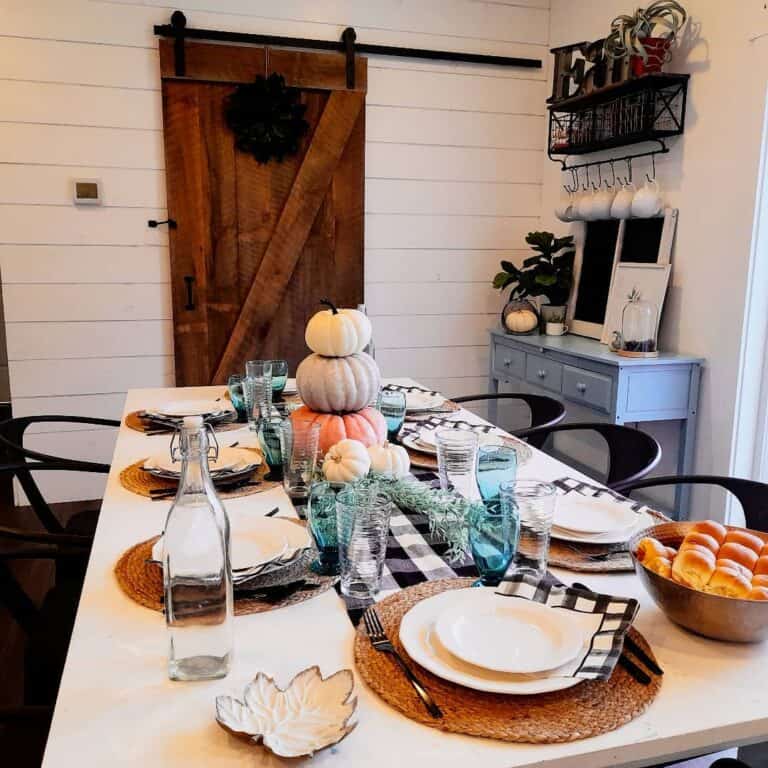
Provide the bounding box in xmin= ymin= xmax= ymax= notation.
xmin=553 ymin=477 xmax=651 ymax=516
xmin=341 ymin=468 xmax=478 ymax=625
xmin=382 ymin=383 xmax=440 ymax=396
xmin=496 ymin=573 xmax=639 ymax=680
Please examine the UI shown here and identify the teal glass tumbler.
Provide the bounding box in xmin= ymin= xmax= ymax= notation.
xmin=307 ymin=481 xmax=339 ymax=575
xmin=258 ymin=415 xmax=284 ymax=482
xmin=476 ymin=443 xmax=518 ymax=502
xmin=269 ymin=359 xmax=289 ymax=400
xmin=468 ymin=499 xmax=520 ymax=587
xmin=227 ymin=374 xmax=247 ymax=423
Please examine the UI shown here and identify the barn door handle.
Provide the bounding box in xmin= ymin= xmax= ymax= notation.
xmin=183 ymin=276 xmax=195 ymax=310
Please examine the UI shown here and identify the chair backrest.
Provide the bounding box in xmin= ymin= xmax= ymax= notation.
xmin=516 ymin=422 xmax=662 ymax=487
xmin=613 ymin=475 xmax=768 ymax=532
xmin=451 ymin=393 xmax=566 ymax=433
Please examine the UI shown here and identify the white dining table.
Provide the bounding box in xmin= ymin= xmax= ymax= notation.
xmin=42 ymin=381 xmax=768 ymax=768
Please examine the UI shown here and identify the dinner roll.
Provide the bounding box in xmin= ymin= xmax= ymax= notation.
xmin=748 ymin=586 xmax=768 ymax=601
xmin=664 ymin=546 xmax=678 ymax=559
xmin=635 ymin=537 xmax=668 ymax=563
xmin=718 ymin=542 xmax=759 ymax=572
xmin=705 ymin=566 xmax=752 ymax=598
xmin=716 ymin=558 xmax=752 ymax=580
xmin=754 ymin=556 xmax=768 ymax=575
xmin=752 ymin=574 xmax=768 ymax=588
xmin=679 ymin=531 xmax=720 ymax=555
xmin=692 ymin=520 xmax=727 ymax=544
xmin=724 ymin=529 xmax=764 ymax=555
xmin=671 ymin=547 xmax=716 ymax=589
xmin=645 ymin=557 xmax=672 ymax=579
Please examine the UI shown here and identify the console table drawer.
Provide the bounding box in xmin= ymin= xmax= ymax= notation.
xmin=493 ymin=342 xmax=525 ymax=379
xmin=525 ymin=354 xmax=563 ymax=393
xmin=563 ymin=365 xmax=612 ymax=413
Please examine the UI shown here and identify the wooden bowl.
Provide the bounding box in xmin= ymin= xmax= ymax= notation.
xmin=629 ymin=522 xmax=768 ymax=643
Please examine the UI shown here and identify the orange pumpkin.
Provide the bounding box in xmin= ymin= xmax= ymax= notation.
xmin=291 ymin=406 xmax=386 ymax=453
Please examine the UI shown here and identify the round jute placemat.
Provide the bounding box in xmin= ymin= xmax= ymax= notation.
xmin=124 ymin=411 xmax=242 ymax=434
xmin=354 ymin=578 xmax=662 ymax=743
xmin=119 ymin=459 xmax=280 ymax=500
xmin=114 ymin=535 xmax=336 ymax=616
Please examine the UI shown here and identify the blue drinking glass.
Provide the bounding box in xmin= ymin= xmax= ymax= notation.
xmin=227 ymin=374 xmax=247 ymax=423
xmin=376 ymin=389 xmax=406 ymax=442
xmin=476 ymin=444 xmax=518 ymax=502
xmin=307 ymin=481 xmax=340 ymax=575
xmin=257 ymin=415 xmax=284 ymax=481
xmin=269 ymin=359 xmax=289 ymax=401
xmin=468 ymin=499 xmax=520 ymax=587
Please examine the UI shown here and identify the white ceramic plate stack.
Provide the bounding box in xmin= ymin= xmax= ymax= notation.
xmin=151 ymin=516 xmax=312 ymax=585
xmin=404 ymin=391 xmax=446 ymax=413
xmin=143 ymin=446 xmax=261 ymax=480
xmin=551 ymin=494 xmax=657 ymax=544
xmin=401 ymin=427 xmax=533 ymax=465
xmin=148 ymin=399 xmax=235 ymax=419
xmin=399 ymin=589 xmax=592 ymax=694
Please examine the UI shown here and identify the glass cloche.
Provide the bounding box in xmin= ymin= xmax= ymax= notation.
xmin=611 ymin=288 xmax=659 ymax=357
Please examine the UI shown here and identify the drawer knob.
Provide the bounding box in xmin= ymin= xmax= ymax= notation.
xmin=576 ymin=382 xmax=587 ymax=393
xmin=537 ymin=369 xmax=547 ymax=379
xmin=503 ymin=359 xmax=511 ymax=367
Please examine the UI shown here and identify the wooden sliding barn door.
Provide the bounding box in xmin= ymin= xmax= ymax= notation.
xmin=159 ymin=41 xmax=366 ymax=385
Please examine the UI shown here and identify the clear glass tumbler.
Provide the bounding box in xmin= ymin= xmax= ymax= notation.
xmin=468 ymin=499 xmax=520 ymax=587
xmin=227 ymin=374 xmax=247 ymax=423
xmin=436 ymin=429 xmax=480 ymax=500
xmin=336 ymin=483 xmax=392 ymax=599
xmin=243 ymin=360 xmax=272 ymax=431
xmin=279 ymin=419 xmax=320 ymax=506
xmin=376 ymin=389 xmax=406 ymax=442
xmin=476 ymin=443 xmax=518 ymax=501
xmin=500 ymin=480 xmax=557 ymax=578
xmin=307 ymin=481 xmax=339 ymax=575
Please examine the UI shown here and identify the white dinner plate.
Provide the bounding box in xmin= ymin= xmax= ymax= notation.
xmin=434 ymin=590 xmax=584 ymax=674
xmin=152 ymin=515 xmax=310 ymax=573
xmin=552 ymin=510 xmax=657 ymax=544
xmin=399 ymin=589 xmax=582 ymax=695
xmin=150 ymin=399 xmax=232 ymax=418
xmin=553 ymin=494 xmax=639 ymax=535
xmin=405 ymin=391 xmax=446 ymax=412
xmin=143 ymin=446 xmax=261 ymax=476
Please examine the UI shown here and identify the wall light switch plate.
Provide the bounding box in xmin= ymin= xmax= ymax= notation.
xmin=73 ymin=179 xmax=102 ymax=205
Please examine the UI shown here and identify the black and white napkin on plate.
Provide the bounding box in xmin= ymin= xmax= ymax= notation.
xmin=496 ymin=573 xmax=639 ymax=681
xmin=552 ymin=477 xmax=654 ymax=517
xmin=382 ymin=383 xmax=440 ymax=396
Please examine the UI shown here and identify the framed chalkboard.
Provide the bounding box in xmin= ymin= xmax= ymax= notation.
xmin=567 ymin=208 xmax=678 ymax=340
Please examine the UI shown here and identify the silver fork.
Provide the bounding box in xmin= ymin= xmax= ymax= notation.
xmin=362 ymin=607 xmax=443 ymax=719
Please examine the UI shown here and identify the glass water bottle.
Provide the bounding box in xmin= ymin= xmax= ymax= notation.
xmin=163 ymin=416 xmax=233 ymax=681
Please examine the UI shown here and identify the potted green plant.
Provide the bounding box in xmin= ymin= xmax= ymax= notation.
xmin=603 ymin=1 xmax=687 ymax=77
xmin=493 ymin=232 xmax=575 ymax=336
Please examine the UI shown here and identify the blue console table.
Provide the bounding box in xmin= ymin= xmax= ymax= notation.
xmin=488 ymin=329 xmax=703 ymax=519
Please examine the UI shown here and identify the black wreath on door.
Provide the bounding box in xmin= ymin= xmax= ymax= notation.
xmin=224 ymin=73 xmax=309 ymax=164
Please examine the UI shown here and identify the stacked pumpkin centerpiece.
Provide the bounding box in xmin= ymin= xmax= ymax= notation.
xmin=291 ymin=300 xmax=409 ymax=483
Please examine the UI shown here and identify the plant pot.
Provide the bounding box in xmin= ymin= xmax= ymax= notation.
xmin=540 ymin=304 xmax=567 ymax=325
xmin=630 ymin=37 xmax=672 ymax=76
xmin=501 ymin=299 xmax=539 ymax=336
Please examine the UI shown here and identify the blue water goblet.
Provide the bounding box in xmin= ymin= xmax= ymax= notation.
xmin=269 ymin=359 xmax=289 ymax=401
xmin=227 ymin=374 xmax=247 ymax=423
xmin=376 ymin=389 xmax=407 ymax=442
xmin=307 ymin=481 xmax=340 ymax=575
xmin=257 ymin=415 xmax=284 ymax=482
xmin=468 ymin=499 xmax=520 ymax=587
xmin=476 ymin=443 xmax=518 ymax=502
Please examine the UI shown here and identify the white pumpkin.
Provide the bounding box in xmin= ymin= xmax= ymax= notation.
xmin=305 ymin=299 xmax=372 ymax=357
xmin=296 ymin=352 xmax=380 ymax=413
xmin=368 ymin=442 xmax=410 ymax=479
xmin=504 ymin=308 xmax=538 ymax=333
xmin=322 ymin=439 xmax=371 ymax=484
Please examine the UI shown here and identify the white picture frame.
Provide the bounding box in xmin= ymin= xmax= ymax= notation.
xmin=600 ymin=262 xmax=672 ymax=346
xmin=567 ymin=207 xmax=678 ymax=340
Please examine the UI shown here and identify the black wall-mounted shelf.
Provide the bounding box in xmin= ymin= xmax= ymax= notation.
xmin=548 ymin=73 xmax=689 ymax=160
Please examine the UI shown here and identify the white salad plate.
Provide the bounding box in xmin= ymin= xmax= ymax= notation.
xmin=405 ymin=391 xmax=446 ymax=412
xmin=143 ymin=446 xmax=260 ymax=476
xmin=151 ymin=515 xmax=310 ymax=573
xmin=433 ymin=590 xmax=584 ymax=675
xmin=150 ymin=399 xmax=232 ymax=418
xmin=399 ymin=589 xmax=582 ymax=695
xmin=551 ymin=510 xmax=657 ymax=544
xmin=553 ymin=494 xmax=639 ymax=535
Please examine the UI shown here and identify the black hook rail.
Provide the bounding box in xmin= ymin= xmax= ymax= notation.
xmin=553 ymin=140 xmax=669 ymax=173
xmin=153 ymin=10 xmax=541 ymax=88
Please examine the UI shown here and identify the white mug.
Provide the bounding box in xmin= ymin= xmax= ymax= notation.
xmin=545 ymin=321 xmax=568 ymax=336
xmin=554 ymin=194 xmax=574 ymax=222
xmin=631 ymin=179 xmax=663 ymax=218
xmin=611 ymin=182 xmax=636 ymax=219
xmin=591 ymin=186 xmax=616 ymax=220
xmin=576 ymin=189 xmax=594 ymax=220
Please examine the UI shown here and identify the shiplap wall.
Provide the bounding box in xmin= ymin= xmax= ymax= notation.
xmin=0 ymin=0 xmax=549 ymax=502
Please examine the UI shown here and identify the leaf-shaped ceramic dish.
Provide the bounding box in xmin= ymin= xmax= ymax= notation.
xmin=215 ymin=666 xmax=357 ymax=758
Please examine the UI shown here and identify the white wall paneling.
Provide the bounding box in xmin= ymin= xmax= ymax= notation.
xmin=0 ymin=0 xmax=550 ymax=500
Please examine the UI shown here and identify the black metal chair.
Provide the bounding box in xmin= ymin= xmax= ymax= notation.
xmin=613 ymin=475 xmax=768 ymax=532
xmin=516 ymin=422 xmax=661 ymax=487
xmin=452 ymin=393 xmax=566 ymax=434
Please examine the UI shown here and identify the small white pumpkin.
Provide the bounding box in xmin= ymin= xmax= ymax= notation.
xmin=504 ymin=308 xmax=538 ymax=334
xmin=296 ymin=352 xmax=380 ymax=413
xmin=305 ymin=299 xmax=372 ymax=357
xmin=322 ymin=439 xmax=371 ymax=483
xmin=368 ymin=442 xmax=410 ymax=479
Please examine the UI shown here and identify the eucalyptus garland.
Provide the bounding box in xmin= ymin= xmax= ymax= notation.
xmin=224 ymin=73 xmax=308 ymax=164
